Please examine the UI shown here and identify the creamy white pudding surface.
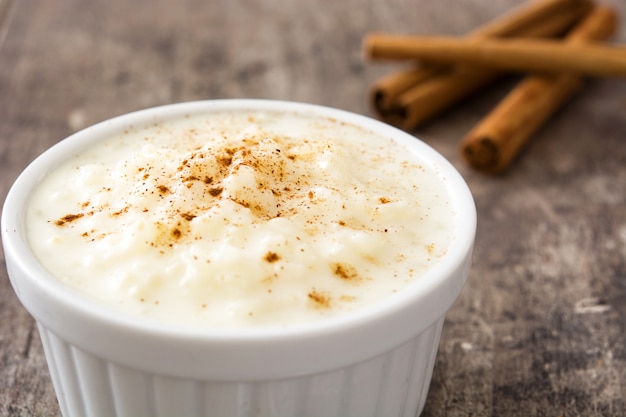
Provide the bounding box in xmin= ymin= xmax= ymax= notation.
xmin=26 ymin=109 xmax=455 ymax=328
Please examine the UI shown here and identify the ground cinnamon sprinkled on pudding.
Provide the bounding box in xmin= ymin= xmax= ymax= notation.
xmin=308 ymin=289 xmax=332 ymax=308
xmin=208 ymin=187 xmax=223 ymax=197
xmin=264 ymin=252 xmax=281 ymax=263
xmin=180 ymin=212 xmax=196 ymax=221
xmin=26 ymin=109 xmax=455 ymax=328
xmin=331 ymin=262 xmax=362 ymax=282
xmin=54 ymin=213 xmax=84 ymax=226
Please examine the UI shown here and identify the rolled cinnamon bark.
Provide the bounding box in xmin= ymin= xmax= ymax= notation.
xmin=371 ymin=67 xmax=443 ymax=117
xmin=371 ymin=1 xmax=593 ymax=129
xmin=364 ymin=34 xmax=626 ymax=77
xmin=370 ymin=0 xmax=592 ymax=116
xmin=460 ymin=6 xmax=617 ymax=173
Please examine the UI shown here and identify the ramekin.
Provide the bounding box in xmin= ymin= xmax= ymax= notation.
xmin=2 ymin=99 xmax=476 ymax=417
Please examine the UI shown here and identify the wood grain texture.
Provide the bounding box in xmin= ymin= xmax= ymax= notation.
xmin=1 ymin=1 xmax=625 ymax=416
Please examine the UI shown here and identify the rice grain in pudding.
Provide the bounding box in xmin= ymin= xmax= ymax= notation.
xmin=26 ymin=109 xmax=455 ymax=328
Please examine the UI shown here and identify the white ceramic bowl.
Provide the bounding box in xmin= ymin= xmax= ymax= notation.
xmin=2 ymin=100 xmax=476 ymax=417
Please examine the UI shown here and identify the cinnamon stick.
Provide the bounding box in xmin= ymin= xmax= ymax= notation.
xmin=372 ymin=67 xmax=442 ymax=116
xmin=370 ymin=0 xmax=592 ymax=116
xmin=460 ymin=6 xmax=617 ymax=174
xmin=382 ymin=3 xmax=594 ymax=131
xmin=364 ymin=34 xmax=626 ymax=77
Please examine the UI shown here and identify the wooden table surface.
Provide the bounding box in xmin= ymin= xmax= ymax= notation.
xmin=1 ymin=0 xmax=625 ymax=416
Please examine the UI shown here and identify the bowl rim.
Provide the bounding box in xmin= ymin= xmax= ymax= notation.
xmin=1 ymin=99 xmax=476 ymax=379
